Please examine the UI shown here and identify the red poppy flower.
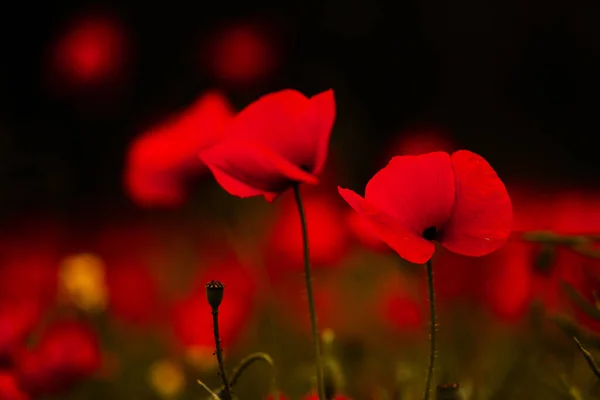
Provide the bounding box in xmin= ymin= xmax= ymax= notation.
xmin=264 ymin=192 xmax=350 ymax=276
xmin=203 ymin=21 xmax=279 ymax=87
xmin=125 ymin=91 xmax=235 ymax=207
xmin=478 ymin=238 xmax=532 ymax=322
xmin=0 ymin=299 xmax=42 ymax=357
xmin=0 ymin=373 xmax=29 ymax=400
xmin=272 ymin=275 xmax=341 ymax=335
xmin=338 ymin=151 xmax=512 ymax=264
xmin=345 ymin=210 xmax=388 ymax=252
xmin=50 ymin=14 xmax=126 ymax=86
xmin=105 ymin=261 xmax=161 ymax=326
xmin=16 ymin=320 xmax=101 ymax=395
xmin=198 ymin=89 xmax=336 ymax=201
xmin=170 ymin=258 xmax=256 ymax=352
xmin=375 ymin=277 xmax=424 ymax=333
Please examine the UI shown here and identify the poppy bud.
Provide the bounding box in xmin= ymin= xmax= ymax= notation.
xmin=206 ymin=280 xmax=225 ymax=310
xmin=436 ymin=383 xmax=464 ymax=400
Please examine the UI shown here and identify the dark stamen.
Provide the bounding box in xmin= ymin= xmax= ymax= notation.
xmin=423 ymin=226 xmax=437 ymax=241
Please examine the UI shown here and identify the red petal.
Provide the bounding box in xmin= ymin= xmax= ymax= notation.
xmin=306 ymin=89 xmax=336 ymax=175
xmin=338 ymin=187 xmax=435 ymax=264
xmin=225 ymin=89 xmax=333 ymax=173
xmin=365 ymin=152 xmax=455 ymax=235
xmin=441 ymin=150 xmax=512 ymax=256
xmin=200 ymin=140 xmax=318 ymax=198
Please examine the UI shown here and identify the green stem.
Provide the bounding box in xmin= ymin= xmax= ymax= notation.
xmin=212 ymin=309 xmax=232 ymax=400
xmin=293 ymin=183 xmax=325 ymax=400
xmin=423 ymin=258 xmax=437 ymax=400
xmin=229 ymin=352 xmax=278 ymax=398
xmin=574 ymin=336 xmax=600 ymax=380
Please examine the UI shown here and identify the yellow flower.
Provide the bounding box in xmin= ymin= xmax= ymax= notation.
xmin=148 ymin=359 xmax=185 ymax=399
xmin=59 ymin=253 xmax=108 ymax=312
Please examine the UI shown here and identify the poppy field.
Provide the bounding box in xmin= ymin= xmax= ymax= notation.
xmin=1 ymin=3 xmax=599 ymax=400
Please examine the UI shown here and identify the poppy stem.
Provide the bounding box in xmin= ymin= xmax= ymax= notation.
xmin=211 ymin=308 xmax=232 ymax=400
xmin=423 ymin=258 xmax=437 ymax=400
xmin=229 ymin=352 xmax=279 ymax=399
xmin=574 ymin=336 xmax=600 ymax=380
xmin=292 ymin=183 xmax=326 ymax=400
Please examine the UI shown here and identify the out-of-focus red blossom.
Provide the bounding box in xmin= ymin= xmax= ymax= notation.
xmin=171 ymin=258 xmax=256 ymax=351
xmin=105 ymin=261 xmax=161 ymax=326
xmin=0 ymin=224 xmax=62 ymax=355
xmin=16 ymin=321 xmax=101 ymax=395
xmin=203 ymin=21 xmax=279 ymax=86
xmin=0 ymin=373 xmax=29 ymax=400
xmin=339 ymin=151 xmax=512 ymax=264
xmin=265 ymin=192 xmax=350 ymax=275
xmin=0 ymin=301 xmax=42 ymax=358
xmin=479 ymin=239 xmax=532 ymax=322
xmin=510 ymin=186 xmax=600 ymax=234
xmin=126 ymin=91 xmax=235 ymax=207
xmin=376 ymin=278 xmax=424 ymax=333
xmin=386 ymin=125 xmax=456 ymax=158
xmin=50 ymin=14 xmax=126 ymax=86
xmin=428 ymin=240 xmax=531 ymax=322
xmin=199 ymin=89 xmax=336 ymax=201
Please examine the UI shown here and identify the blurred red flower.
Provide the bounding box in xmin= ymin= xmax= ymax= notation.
xmin=105 ymin=260 xmax=161 ymax=327
xmin=199 ymin=89 xmax=336 ymax=201
xmin=478 ymin=238 xmax=533 ymax=322
xmin=338 ymin=151 xmax=512 ymax=264
xmin=0 ymin=373 xmax=29 ymax=400
xmin=265 ymin=192 xmax=351 ymax=275
xmin=203 ymin=21 xmax=279 ymax=87
xmin=272 ymin=275 xmax=342 ymax=335
xmin=375 ymin=277 xmax=424 ymax=333
xmin=171 ymin=258 xmax=256 ymax=352
xmin=511 ymin=186 xmax=600 ymax=234
xmin=50 ymin=14 xmax=126 ymax=87
xmin=126 ymin=91 xmax=235 ymax=207
xmin=16 ymin=320 xmax=101 ymax=395
xmin=0 ymin=223 xmax=62 ymax=356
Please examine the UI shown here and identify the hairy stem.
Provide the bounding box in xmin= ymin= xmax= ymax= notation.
xmin=423 ymin=258 xmax=437 ymax=400
xmin=293 ymin=183 xmax=325 ymax=400
xmin=212 ymin=309 xmax=232 ymax=400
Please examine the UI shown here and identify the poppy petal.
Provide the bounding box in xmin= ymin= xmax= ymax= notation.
xmin=306 ymin=89 xmax=336 ymax=175
xmin=338 ymin=187 xmax=435 ymax=264
xmin=364 ymin=152 xmax=455 ymax=236
xmin=441 ymin=150 xmax=512 ymax=256
xmin=200 ymin=140 xmax=318 ymax=197
xmin=225 ymin=90 xmax=311 ymax=163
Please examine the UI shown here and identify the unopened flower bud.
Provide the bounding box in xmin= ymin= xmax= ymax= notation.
xmin=206 ymin=280 xmax=225 ymax=310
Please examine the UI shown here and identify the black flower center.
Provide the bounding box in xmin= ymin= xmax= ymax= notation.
xmin=422 ymin=226 xmax=437 ymax=241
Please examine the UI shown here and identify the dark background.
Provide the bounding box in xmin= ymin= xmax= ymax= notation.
xmin=1 ymin=0 xmax=599 ymax=215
